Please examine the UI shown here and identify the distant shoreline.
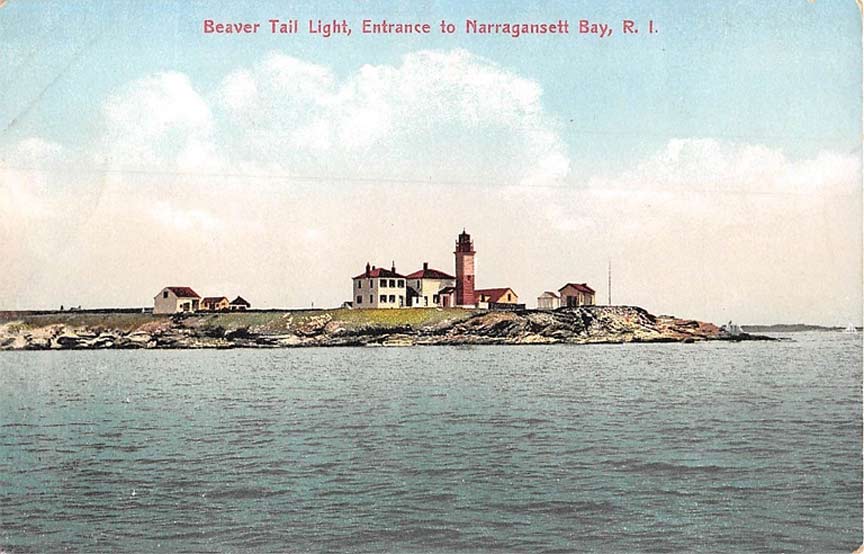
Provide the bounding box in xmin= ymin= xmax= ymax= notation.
xmin=741 ymin=324 xmax=860 ymax=333
xmin=0 ymin=306 xmax=776 ymax=351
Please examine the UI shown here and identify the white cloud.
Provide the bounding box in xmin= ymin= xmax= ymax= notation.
xmin=0 ymin=137 xmax=67 ymax=219
xmin=90 ymin=49 xmax=569 ymax=187
xmin=586 ymin=138 xmax=858 ymax=195
xmin=213 ymin=49 xmax=569 ymax=185
xmin=104 ymin=72 xmax=211 ymax=138
xmin=218 ymin=69 xmax=257 ymax=112
xmin=101 ymin=71 xmax=216 ymax=171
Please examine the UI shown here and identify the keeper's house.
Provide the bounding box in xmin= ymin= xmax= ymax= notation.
xmin=154 ymin=286 xmax=201 ymax=314
xmin=405 ymin=262 xmax=456 ymax=308
xmin=352 ymin=263 xmax=407 ymax=309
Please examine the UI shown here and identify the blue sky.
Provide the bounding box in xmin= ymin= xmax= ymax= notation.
xmin=0 ymin=1 xmax=861 ymax=324
xmin=1 ymin=1 xmax=859 ymax=171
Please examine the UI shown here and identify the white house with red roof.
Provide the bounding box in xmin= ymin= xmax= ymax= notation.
xmin=154 ymin=286 xmax=201 ymax=314
xmin=352 ymin=262 xmax=408 ymax=309
xmin=404 ymin=262 xmax=455 ymax=308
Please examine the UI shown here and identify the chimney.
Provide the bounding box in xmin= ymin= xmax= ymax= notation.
xmin=391 ymin=261 xmax=396 ymax=273
xmin=423 ymin=262 xmax=428 ymax=270
xmin=365 ymin=262 xmax=371 ymax=276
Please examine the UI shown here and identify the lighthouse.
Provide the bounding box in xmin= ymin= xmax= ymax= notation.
xmin=454 ymin=229 xmax=476 ymax=306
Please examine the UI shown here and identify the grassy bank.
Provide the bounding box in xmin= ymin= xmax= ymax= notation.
xmin=186 ymin=308 xmax=479 ymax=334
xmin=0 ymin=308 xmax=480 ymax=334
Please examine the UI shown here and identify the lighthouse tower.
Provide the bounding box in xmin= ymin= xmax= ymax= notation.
xmin=454 ymin=229 xmax=476 ymax=306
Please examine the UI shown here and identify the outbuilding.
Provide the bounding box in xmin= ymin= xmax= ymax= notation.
xmin=558 ymin=283 xmax=595 ymax=307
xmin=475 ymin=288 xmax=518 ymax=304
xmin=201 ymin=296 xmax=230 ymax=311
xmin=229 ymin=296 xmax=251 ymax=311
xmin=537 ymin=291 xmax=561 ymax=310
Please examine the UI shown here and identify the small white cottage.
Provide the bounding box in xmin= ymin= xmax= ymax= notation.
xmin=154 ymin=286 xmax=201 ymax=314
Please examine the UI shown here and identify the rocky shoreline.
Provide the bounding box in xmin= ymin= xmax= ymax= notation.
xmin=0 ymin=306 xmax=773 ymax=351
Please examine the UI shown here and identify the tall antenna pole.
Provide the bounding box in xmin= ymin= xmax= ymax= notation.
xmin=607 ymin=260 xmax=612 ymax=305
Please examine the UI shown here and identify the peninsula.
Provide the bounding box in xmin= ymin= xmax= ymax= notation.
xmin=0 ymin=229 xmax=775 ymax=350
xmin=0 ymin=305 xmax=770 ymax=351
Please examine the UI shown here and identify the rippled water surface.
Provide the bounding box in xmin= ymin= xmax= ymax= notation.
xmin=1 ymin=333 xmax=861 ymax=553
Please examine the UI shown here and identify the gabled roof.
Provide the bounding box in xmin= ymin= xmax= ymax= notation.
xmin=539 ymin=291 xmax=560 ymax=298
xmin=230 ymin=296 xmax=250 ymax=306
xmin=475 ymin=288 xmax=516 ymax=303
xmin=559 ymin=283 xmax=595 ymax=294
xmin=405 ymin=267 xmax=455 ymax=280
xmin=438 ymin=286 xmax=456 ymax=294
xmin=163 ymin=286 xmax=200 ymax=298
xmin=202 ymin=296 xmax=229 ymax=303
xmin=352 ymin=267 xmax=406 ymax=279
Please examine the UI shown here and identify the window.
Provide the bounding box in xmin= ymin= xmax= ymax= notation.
xmin=399 ymin=295 xmax=403 ymax=306
xmin=357 ymin=280 xmax=361 ymax=289
xmin=369 ymin=295 xmax=373 ymax=303
xmin=389 ymin=279 xmax=395 ymax=288
xmin=388 ymin=295 xmax=395 ymax=303
xmin=368 ymin=280 xmax=372 ymax=288
xmin=380 ymin=279 xmax=386 ymax=287
xmin=356 ymin=296 xmax=362 ymax=304
xmin=507 ymin=293 xmax=512 ymax=301
xmin=380 ymin=295 xmax=387 ymax=303
xmin=163 ymin=291 xmax=168 ymax=299
xmin=397 ymin=280 xmax=404 ymax=287
xmin=433 ymin=294 xmax=439 ymax=303
xmin=417 ymin=280 xmax=421 ymax=288
xmin=424 ymin=297 xmax=429 ymax=306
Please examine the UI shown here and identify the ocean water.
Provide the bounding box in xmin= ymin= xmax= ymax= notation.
xmin=0 ymin=332 xmax=861 ymax=553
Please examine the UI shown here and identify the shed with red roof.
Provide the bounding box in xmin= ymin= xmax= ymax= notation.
xmin=201 ymin=296 xmax=230 ymax=312
xmin=475 ymin=287 xmax=518 ymax=305
xmin=558 ymin=283 xmax=595 ymax=307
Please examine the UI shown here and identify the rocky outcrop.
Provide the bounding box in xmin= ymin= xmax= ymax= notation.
xmin=0 ymin=306 xmax=772 ymax=351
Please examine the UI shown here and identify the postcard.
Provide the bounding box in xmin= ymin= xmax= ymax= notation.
xmin=0 ymin=1 xmax=861 ymax=552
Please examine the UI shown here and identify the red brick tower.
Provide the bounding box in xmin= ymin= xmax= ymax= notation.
xmin=454 ymin=229 xmax=476 ymax=306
